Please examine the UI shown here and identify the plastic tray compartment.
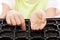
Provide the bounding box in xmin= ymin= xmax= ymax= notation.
xmin=46 ymin=37 xmax=60 ymax=40
xmin=15 ymin=38 xmax=28 ymax=40
xmin=30 ymin=30 xmax=44 ymax=37
xmin=0 ymin=31 xmax=14 ymax=37
xmin=31 ymin=37 xmax=44 ymax=40
xmin=15 ymin=26 xmax=22 ymax=31
xmin=0 ymin=37 xmax=13 ymax=40
xmin=2 ymin=25 xmax=15 ymax=31
xmin=15 ymin=31 xmax=28 ymax=38
xmin=44 ymin=24 xmax=57 ymax=30
xmin=58 ymin=25 xmax=60 ymax=30
xmin=25 ymin=19 xmax=31 ymax=30
xmin=0 ymin=19 xmax=3 ymax=24
xmin=45 ymin=30 xmax=59 ymax=37
xmin=47 ymin=19 xmax=56 ymax=24
xmin=56 ymin=20 xmax=60 ymax=24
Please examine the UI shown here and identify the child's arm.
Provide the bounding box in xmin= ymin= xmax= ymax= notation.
xmin=0 ymin=3 xmax=11 ymax=18
xmin=45 ymin=0 xmax=57 ymax=18
xmin=45 ymin=8 xmax=56 ymax=18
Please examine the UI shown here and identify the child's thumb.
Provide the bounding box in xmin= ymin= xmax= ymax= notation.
xmin=0 ymin=3 xmax=11 ymax=18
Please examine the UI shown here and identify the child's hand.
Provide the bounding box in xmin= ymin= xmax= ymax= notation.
xmin=0 ymin=3 xmax=26 ymax=30
xmin=30 ymin=10 xmax=46 ymax=30
xmin=6 ymin=10 xmax=26 ymax=30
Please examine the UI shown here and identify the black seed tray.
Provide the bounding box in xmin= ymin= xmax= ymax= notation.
xmin=0 ymin=18 xmax=60 ymax=40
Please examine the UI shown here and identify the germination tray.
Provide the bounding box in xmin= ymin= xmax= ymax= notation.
xmin=0 ymin=18 xmax=60 ymax=40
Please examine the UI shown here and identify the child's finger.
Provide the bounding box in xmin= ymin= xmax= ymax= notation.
xmin=31 ymin=23 xmax=40 ymax=30
xmin=13 ymin=14 xmax=21 ymax=25
xmin=36 ymin=11 xmax=46 ymax=30
xmin=30 ymin=14 xmax=40 ymax=30
xmin=30 ymin=12 xmax=37 ymax=23
xmin=6 ymin=15 xmax=11 ymax=25
xmin=39 ymin=15 xmax=46 ymax=30
xmin=9 ymin=15 xmax=16 ymax=26
xmin=18 ymin=14 xmax=26 ymax=30
xmin=41 ymin=17 xmax=46 ymax=23
xmin=39 ymin=21 xmax=46 ymax=30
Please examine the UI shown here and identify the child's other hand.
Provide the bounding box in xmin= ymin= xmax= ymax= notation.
xmin=30 ymin=10 xmax=46 ymax=30
xmin=6 ymin=10 xmax=26 ymax=30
